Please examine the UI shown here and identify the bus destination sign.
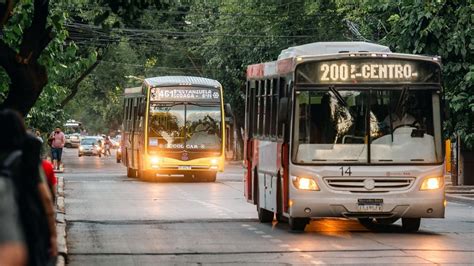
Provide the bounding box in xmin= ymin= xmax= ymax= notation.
xmin=296 ymin=58 xmax=440 ymax=84
xmin=151 ymin=87 xmax=221 ymax=102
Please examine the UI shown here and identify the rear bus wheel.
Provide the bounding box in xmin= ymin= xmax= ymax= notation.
xmin=257 ymin=206 xmax=274 ymax=223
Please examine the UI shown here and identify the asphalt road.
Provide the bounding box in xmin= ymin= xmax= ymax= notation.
xmin=60 ymin=148 xmax=474 ymax=265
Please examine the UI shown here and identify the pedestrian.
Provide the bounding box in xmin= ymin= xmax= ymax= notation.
xmin=35 ymin=130 xmax=43 ymax=143
xmin=49 ymin=127 xmax=65 ymax=170
xmin=41 ymin=160 xmax=57 ymax=203
xmin=0 ymin=170 xmax=27 ymax=266
xmin=0 ymin=109 xmax=57 ymax=266
xmin=104 ymin=136 xmax=112 ymax=157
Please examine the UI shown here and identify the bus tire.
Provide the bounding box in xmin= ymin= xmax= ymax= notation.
xmin=289 ymin=217 xmax=309 ymax=232
xmin=205 ymin=172 xmax=217 ymax=182
xmin=257 ymin=205 xmax=274 ymax=223
xmin=401 ymin=218 xmax=421 ymax=232
xmin=127 ymin=167 xmax=135 ymax=178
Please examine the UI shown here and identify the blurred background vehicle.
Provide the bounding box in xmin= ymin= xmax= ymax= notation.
xmin=78 ymin=137 xmax=102 ymax=157
xmin=65 ymin=133 xmax=81 ymax=148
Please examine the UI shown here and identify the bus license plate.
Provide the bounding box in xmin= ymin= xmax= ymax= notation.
xmin=358 ymin=199 xmax=383 ymax=212
xmin=178 ymin=166 xmax=191 ymax=170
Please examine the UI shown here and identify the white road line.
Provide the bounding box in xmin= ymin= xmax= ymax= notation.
xmin=261 ymin=235 xmax=272 ymax=238
xmin=254 ymin=231 xmax=265 ymax=234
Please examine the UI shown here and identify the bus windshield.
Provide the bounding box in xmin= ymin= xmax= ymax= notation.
xmin=292 ymin=87 xmax=443 ymax=164
xmin=148 ymin=103 xmax=222 ymax=151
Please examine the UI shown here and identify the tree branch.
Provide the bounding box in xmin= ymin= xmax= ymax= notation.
xmin=60 ymin=59 xmax=101 ymax=108
xmin=0 ymin=0 xmax=51 ymax=116
xmin=0 ymin=0 xmax=13 ymax=29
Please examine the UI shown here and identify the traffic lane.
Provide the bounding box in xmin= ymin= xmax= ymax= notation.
xmin=67 ymin=215 xmax=473 ymax=265
xmin=65 ymin=179 xmax=256 ymax=221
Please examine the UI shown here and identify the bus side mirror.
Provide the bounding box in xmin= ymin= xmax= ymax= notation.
xmin=278 ymin=97 xmax=289 ymax=124
xmin=225 ymin=103 xmax=233 ymax=117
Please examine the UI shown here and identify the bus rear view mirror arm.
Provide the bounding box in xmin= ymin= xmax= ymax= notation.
xmin=225 ymin=103 xmax=234 ymax=117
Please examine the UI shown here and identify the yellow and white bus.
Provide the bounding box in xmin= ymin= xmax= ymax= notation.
xmin=121 ymin=76 xmax=226 ymax=182
xmin=244 ymin=42 xmax=445 ymax=231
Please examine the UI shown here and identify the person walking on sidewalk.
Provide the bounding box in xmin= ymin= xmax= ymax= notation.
xmin=104 ymin=136 xmax=112 ymax=157
xmin=49 ymin=127 xmax=65 ymax=171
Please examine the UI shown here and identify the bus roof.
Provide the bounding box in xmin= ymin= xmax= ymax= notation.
xmin=144 ymin=76 xmax=221 ymax=88
xmin=278 ymin=41 xmax=391 ymax=59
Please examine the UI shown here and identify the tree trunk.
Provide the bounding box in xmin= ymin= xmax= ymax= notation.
xmin=0 ymin=0 xmax=51 ymax=116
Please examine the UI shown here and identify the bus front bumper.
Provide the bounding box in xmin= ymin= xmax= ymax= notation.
xmin=288 ymin=191 xmax=445 ymax=219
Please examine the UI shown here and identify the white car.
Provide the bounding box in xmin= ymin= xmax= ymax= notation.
xmin=78 ymin=137 xmax=102 ymax=157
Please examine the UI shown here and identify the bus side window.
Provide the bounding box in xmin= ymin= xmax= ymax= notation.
xmin=277 ymin=78 xmax=286 ymax=138
xmin=258 ymin=80 xmax=264 ymax=136
xmin=264 ymin=79 xmax=271 ymax=137
xmin=251 ymin=81 xmax=257 ymax=137
xmin=271 ymin=78 xmax=278 ymax=138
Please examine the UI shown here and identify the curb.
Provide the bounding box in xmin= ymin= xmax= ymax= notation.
xmin=56 ymin=176 xmax=67 ymax=266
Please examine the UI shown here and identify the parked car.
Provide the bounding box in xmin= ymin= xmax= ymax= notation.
xmin=78 ymin=137 xmax=102 ymax=157
xmin=65 ymin=133 xmax=81 ymax=148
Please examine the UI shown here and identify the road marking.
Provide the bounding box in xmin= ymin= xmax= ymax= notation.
xmin=247 ymin=227 xmax=257 ymax=231
xmin=290 ymin=248 xmax=301 ymax=252
xmin=241 ymin=224 xmax=249 ymax=227
xmin=311 ymin=260 xmax=326 ymax=265
xmin=254 ymin=231 xmax=265 ymax=234
xmin=279 ymin=244 xmax=290 ymax=248
xmin=261 ymin=235 xmax=272 ymax=238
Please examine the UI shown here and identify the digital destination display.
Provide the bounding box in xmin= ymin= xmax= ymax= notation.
xmin=296 ymin=58 xmax=440 ymax=84
xmin=150 ymin=87 xmax=221 ymax=102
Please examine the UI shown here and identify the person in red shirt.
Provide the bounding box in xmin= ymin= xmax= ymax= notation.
xmin=41 ymin=160 xmax=57 ymax=201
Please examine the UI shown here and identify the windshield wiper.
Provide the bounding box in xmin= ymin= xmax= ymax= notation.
xmin=329 ymin=86 xmax=347 ymax=107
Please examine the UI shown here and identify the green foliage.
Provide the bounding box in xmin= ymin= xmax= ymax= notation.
xmin=345 ymin=0 xmax=473 ymax=149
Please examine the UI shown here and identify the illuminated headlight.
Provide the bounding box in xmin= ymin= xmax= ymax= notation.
xmin=150 ymin=156 xmax=160 ymax=165
xmin=210 ymin=158 xmax=219 ymax=165
xmin=79 ymin=146 xmax=84 ymax=151
xmin=292 ymin=176 xmax=319 ymax=191
xmin=420 ymin=177 xmax=443 ymax=190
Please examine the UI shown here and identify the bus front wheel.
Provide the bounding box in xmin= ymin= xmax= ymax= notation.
xmin=289 ymin=217 xmax=309 ymax=232
xmin=401 ymin=218 xmax=421 ymax=232
xmin=127 ymin=167 xmax=136 ymax=178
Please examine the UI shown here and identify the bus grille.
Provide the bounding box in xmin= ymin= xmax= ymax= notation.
xmin=324 ymin=177 xmax=415 ymax=193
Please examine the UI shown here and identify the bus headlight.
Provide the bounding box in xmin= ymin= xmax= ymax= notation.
xmin=210 ymin=158 xmax=219 ymax=165
xmin=292 ymin=176 xmax=319 ymax=191
xmin=420 ymin=177 xmax=443 ymax=190
xmin=150 ymin=156 xmax=160 ymax=165
xmin=79 ymin=146 xmax=84 ymax=151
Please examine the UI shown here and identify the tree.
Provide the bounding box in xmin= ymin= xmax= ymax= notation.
xmin=0 ymin=0 xmax=52 ymax=115
xmin=341 ymin=0 xmax=473 ymax=149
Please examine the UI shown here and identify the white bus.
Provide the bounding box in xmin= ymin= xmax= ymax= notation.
xmin=244 ymin=42 xmax=445 ymax=231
